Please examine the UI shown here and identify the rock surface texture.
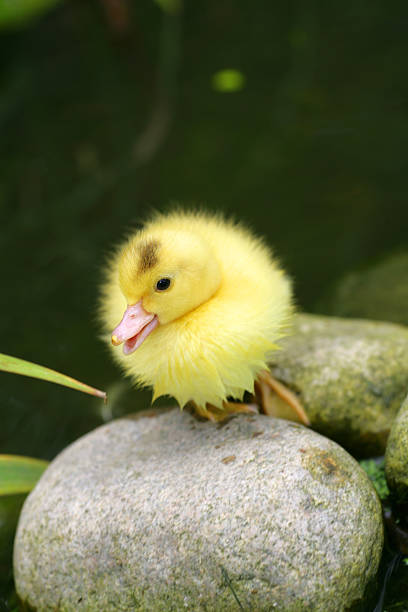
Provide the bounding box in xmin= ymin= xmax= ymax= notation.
xmin=14 ymin=409 xmax=383 ymax=611
xmin=270 ymin=314 xmax=408 ymax=455
xmin=316 ymin=251 xmax=408 ymax=326
xmin=385 ymin=394 xmax=408 ymax=499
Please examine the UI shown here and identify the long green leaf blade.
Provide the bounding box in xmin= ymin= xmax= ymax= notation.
xmin=0 ymin=455 xmax=49 ymax=496
xmin=0 ymin=353 xmax=106 ymax=400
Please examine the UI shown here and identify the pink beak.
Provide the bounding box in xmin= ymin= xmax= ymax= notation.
xmin=111 ymin=300 xmax=159 ymax=355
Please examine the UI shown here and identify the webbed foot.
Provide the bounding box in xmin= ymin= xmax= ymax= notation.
xmin=255 ymin=370 xmax=310 ymax=425
xmin=192 ymin=401 xmax=259 ymax=422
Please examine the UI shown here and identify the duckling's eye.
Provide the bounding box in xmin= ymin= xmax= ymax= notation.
xmin=155 ymin=277 xmax=172 ymax=292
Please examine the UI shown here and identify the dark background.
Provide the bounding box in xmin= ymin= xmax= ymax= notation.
xmin=1 ymin=0 xmax=408 ymax=459
xmin=2 ymin=2 xmax=408 ymax=608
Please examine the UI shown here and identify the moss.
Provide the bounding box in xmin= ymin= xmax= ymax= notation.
xmin=359 ymin=459 xmax=389 ymax=500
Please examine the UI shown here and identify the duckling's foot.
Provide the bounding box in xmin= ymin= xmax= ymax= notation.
xmin=255 ymin=370 xmax=310 ymax=426
xmin=192 ymin=401 xmax=259 ymax=422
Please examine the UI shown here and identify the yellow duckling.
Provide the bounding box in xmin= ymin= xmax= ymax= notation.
xmin=100 ymin=209 xmax=309 ymax=423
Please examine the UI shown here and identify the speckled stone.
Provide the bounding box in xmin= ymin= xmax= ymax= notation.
xmin=270 ymin=313 xmax=408 ymax=455
xmin=385 ymin=394 xmax=408 ymax=499
xmin=14 ymin=409 xmax=383 ymax=611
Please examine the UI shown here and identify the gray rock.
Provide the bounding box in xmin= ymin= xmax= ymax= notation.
xmin=14 ymin=408 xmax=383 ymax=612
xmin=270 ymin=314 xmax=408 ymax=456
xmin=316 ymin=251 xmax=408 ymax=326
xmin=385 ymin=394 xmax=408 ymax=499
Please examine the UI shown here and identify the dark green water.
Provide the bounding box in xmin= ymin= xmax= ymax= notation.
xmin=1 ymin=1 xmax=408 ymax=609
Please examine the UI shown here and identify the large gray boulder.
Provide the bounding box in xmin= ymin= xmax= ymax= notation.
xmin=14 ymin=409 xmax=383 ymax=611
xmin=270 ymin=313 xmax=408 ymax=455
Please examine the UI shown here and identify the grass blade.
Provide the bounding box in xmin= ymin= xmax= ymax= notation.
xmin=0 ymin=353 xmax=106 ymax=400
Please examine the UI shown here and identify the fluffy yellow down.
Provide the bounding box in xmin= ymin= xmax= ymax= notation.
xmin=99 ymin=209 xmax=293 ymax=410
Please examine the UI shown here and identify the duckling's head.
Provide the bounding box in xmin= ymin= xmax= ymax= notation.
xmin=111 ymin=228 xmax=222 ymax=354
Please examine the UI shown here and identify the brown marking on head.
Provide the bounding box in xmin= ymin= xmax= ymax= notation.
xmin=137 ymin=239 xmax=160 ymax=273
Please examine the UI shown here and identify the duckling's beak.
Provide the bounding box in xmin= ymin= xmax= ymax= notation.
xmin=111 ymin=300 xmax=159 ymax=355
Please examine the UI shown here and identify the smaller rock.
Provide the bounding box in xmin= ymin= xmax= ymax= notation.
xmin=385 ymin=394 xmax=408 ymax=499
xmin=316 ymin=251 xmax=408 ymax=326
xmin=270 ymin=313 xmax=408 ymax=455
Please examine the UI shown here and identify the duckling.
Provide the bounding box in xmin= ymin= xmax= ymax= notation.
xmin=100 ymin=209 xmax=309 ymax=424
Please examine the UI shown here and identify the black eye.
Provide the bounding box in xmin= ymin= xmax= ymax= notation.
xmin=156 ymin=277 xmax=171 ymax=291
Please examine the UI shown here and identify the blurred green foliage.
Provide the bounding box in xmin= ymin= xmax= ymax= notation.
xmin=0 ymin=493 xmax=26 ymax=590
xmin=0 ymin=0 xmax=62 ymax=28
xmin=212 ymin=69 xmax=246 ymax=93
xmin=360 ymin=459 xmax=390 ymax=500
xmin=0 ymin=455 xmax=48 ymax=593
xmin=153 ymin=0 xmax=181 ymax=14
xmin=0 ymin=455 xmax=48 ymax=496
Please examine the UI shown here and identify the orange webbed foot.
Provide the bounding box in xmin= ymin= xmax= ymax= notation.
xmin=255 ymin=370 xmax=310 ymax=426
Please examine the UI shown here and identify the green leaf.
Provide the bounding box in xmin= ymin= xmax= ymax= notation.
xmin=211 ymin=69 xmax=246 ymax=93
xmin=0 ymin=455 xmax=48 ymax=496
xmin=0 ymin=0 xmax=62 ymax=28
xmin=0 ymin=352 xmax=106 ymax=400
